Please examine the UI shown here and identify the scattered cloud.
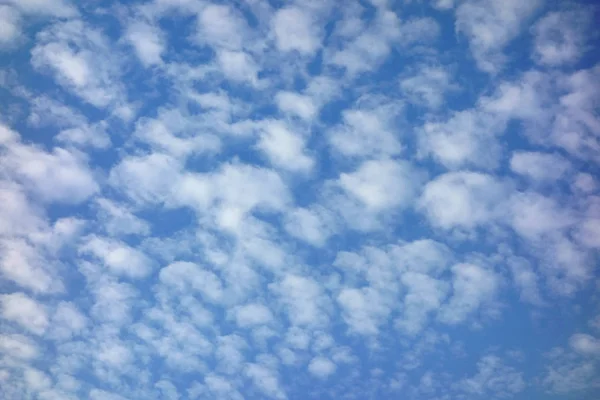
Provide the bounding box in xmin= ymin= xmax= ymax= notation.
xmin=1 ymin=1 xmax=599 ymax=399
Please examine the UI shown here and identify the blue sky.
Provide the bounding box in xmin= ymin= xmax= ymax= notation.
xmin=0 ymin=0 xmax=599 ymax=399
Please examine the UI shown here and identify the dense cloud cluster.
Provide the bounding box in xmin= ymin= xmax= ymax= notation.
xmin=0 ymin=0 xmax=599 ymax=399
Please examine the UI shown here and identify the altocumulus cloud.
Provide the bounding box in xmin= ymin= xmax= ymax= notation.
xmin=0 ymin=0 xmax=599 ymax=399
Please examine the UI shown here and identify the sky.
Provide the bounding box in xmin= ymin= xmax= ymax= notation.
xmin=0 ymin=0 xmax=599 ymax=399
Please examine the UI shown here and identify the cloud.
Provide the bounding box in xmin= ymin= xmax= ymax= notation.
xmin=231 ymin=303 xmax=274 ymax=328
xmin=80 ymin=236 xmax=155 ymax=279
xmin=245 ymin=363 xmax=286 ymax=399
xmin=456 ymin=355 xmax=525 ymax=396
xmin=569 ymin=333 xmax=600 ymax=356
xmin=438 ymin=263 xmax=499 ymax=325
xmin=270 ymin=274 xmax=330 ymax=328
xmin=197 ymin=4 xmax=248 ymax=51
xmin=418 ymin=171 xmax=508 ymax=230
xmin=308 ymin=356 xmax=337 ymax=378
xmin=0 ymin=5 xmax=21 ymax=47
xmin=455 ymin=0 xmax=542 ymax=73
xmin=532 ymin=9 xmax=590 ymax=66
xmin=0 ymin=333 xmax=39 ymax=360
xmin=400 ymin=65 xmax=456 ymax=110
xmin=256 ymin=120 xmax=314 ymax=172
xmin=272 ymin=7 xmax=321 ymax=55
xmin=0 ymin=123 xmax=99 ymax=204
xmin=418 ymin=110 xmax=504 ymax=169
xmin=1 ymin=292 xmax=48 ymax=335
xmin=125 ymin=20 xmax=165 ymax=67
xmin=283 ymin=206 xmax=335 ymax=247
xmin=275 ymin=91 xmax=317 ymax=120
xmin=159 ymin=261 xmax=223 ymax=303
xmin=510 ymin=151 xmax=572 ymax=182
xmin=339 ymin=158 xmax=421 ymax=212
xmin=4 ymin=0 xmax=77 ymax=17
xmin=328 ymin=101 xmax=403 ymax=159
xmin=31 ymin=20 xmax=125 ymax=108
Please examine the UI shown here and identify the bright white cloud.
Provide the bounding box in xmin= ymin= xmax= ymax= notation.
xmin=308 ymin=356 xmax=337 ymax=378
xmin=80 ymin=236 xmax=154 ymax=279
xmin=31 ymin=20 xmax=125 ymax=108
xmin=232 ymin=303 xmax=274 ymax=328
xmin=510 ymin=151 xmax=572 ymax=182
xmin=455 ymin=0 xmax=542 ymax=73
xmin=438 ymin=263 xmax=499 ymax=325
xmin=0 ymin=5 xmax=20 ymax=47
xmin=532 ymin=10 xmax=590 ymax=66
xmin=419 ymin=171 xmax=508 ymax=230
xmin=271 ymin=274 xmax=330 ymax=328
xmin=125 ymin=20 xmax=165 ymax=67
xmin=272 ymin=7 xmax=320 ymax=55
xmin=275 ymin=91 xmax=317 ymax=120
xmin=256 ymin=121 xmax=313 ymax=172
xmin=0 ymin=292 xmax=48 ymax=335
xmin=339 ymin=158 xmax=421 ymax=212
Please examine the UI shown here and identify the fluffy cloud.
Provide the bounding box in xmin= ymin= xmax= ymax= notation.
xmin=1 ymin=292 xmax=48 ymax=335
xmin=339 ymin=158 xmax=421 ymax=212
xmin=418 ymin=171 xmax=508 ymax=230
xmin=438 ymin=263 xmax=499 ymax=325
xmin=455 ymin=0 xmax=542 ymax=72
xmin=1 ymin=2 xmax=599 ymax=400
xmin=272 ymin=7 xmax=321 ymax=55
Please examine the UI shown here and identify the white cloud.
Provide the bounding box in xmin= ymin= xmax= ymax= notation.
xmin=270 ymin=274 xmax=330 ymax=328
xmin=532 ymin=10 xmax=590 ymax=66
xmin=438 ymin=263 xmax=499 ymax=324
xmin=0 ymin=125 xmax=99 ymax=204
xmin=400 ymin=65 xmax=456 ymax=110
xmin=569 ymin=334 xmax=600 ymax=357
xmin=216 ymin=50 xmax=259 ymax=84
xmin=455 ymin=0 xmax=542 ymax=73
xmin=337 ymin=287 xmax=390 ymax=336
xmin=0 ymin=333 xmax=39 ymax=359
xmin=80 ymin=236 xmax=154 ymax=279
xmin=4 ymin=0 xmax=77 ymax=17
xmin=508 ymin=192 xmax=575 ymax=241
xmin=396 ymin=272 xmax=448 ymax=335
xmin=96 ymin=198 xmax=150 ymax=237
xmin=0 ymin=5 xmax=21 ymax=47
xmin=159 ymin=261 xmax=223 ymax=304
xmin=456 ymin=355 xmax=525 ymax=396
xmin=232 ymin=303 xmax=274 ymax=328
xmin=329 ymin=104 xmax=403 ymax=159
xmin=245 ymin=363 xmax=286 ymax=400
xmin=198 ymin=4 xmax=247 ymax=51
xmin=284 ymin=206 xmax=335 ymax=247
xmin=110 ymin=152 xmax=181 ymax=205
xmin=31 ymin=20 xmax=125 ymax=108
xmin=272 ymin=7 xmax=320 ymax=55
xmin=202 ymin=373 xmax=243 ymax=400
xmin=418 ymin=171 xmax=508 ymax=230
xmin=328 ymin=9 xmax=401 ymax=75
xmin=510 ymin=151 xmax=572 ymax=182
xmin=275 ymin=91 xmax=317 ymax=120
xmin=339 ymin=158 xmax=421 ymax=212
xmin=0 ymin=239 xmax=63 ymax=294
xmin=50 ymin=302 xmax=88 ymax=340
xmin=125 ymin=20 xmax=165 ymax=67
xmin=419 ymin=110 xmax=504 ymax=169
xmin=256 ymin=120 xmax=313 ymax=172
xmin=308 ymin=356 xmax=337 ymax=379
xmin=133 ymin=110 xmax=220 ymax=157
xmin=506 ymin=256 xmax=544 ymax=306
xmin=0 ymin=292 xmax=48 ymax=335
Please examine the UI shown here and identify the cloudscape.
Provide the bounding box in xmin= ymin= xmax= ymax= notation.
xmin=1 ymin=0 xmax=599 ymax=399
